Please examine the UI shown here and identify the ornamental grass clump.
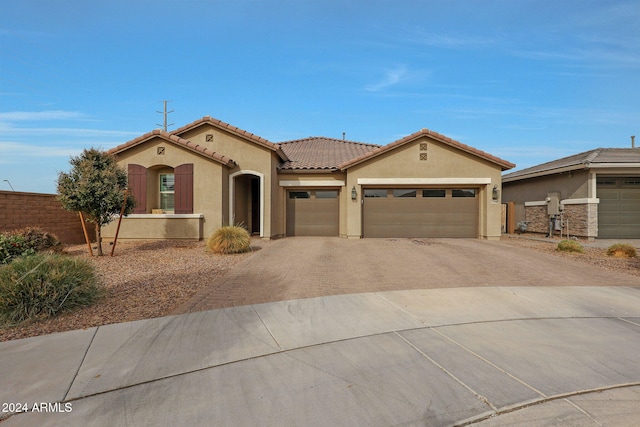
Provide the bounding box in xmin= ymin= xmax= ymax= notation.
xmin=207 ymin=226 xmax=252 ymax=254
xmin=606 ymin=243 xmax=637 ymax=258
xmin=0 ymin=254 xmax=104 ymax=324
xmin=557 ymin=239 xmax=584 ymax=254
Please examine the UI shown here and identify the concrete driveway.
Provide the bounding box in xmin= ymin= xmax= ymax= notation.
xmin=2 ymin=237 xmax=640 ymax=426
xmin=177 ymin=237 xmax=639 ymax=312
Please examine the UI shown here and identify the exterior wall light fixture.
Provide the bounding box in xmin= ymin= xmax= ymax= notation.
xmin=492 ymin=185 xmax=499 ymax=201
xmin=351 ymin=185 xmax=357 ymax=200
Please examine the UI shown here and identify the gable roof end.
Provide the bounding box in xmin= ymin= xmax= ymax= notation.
xmin=172 ymin=116 xmax=289 ymax=161
xmin=338 ymin=128 xmax=515 ymax=171
xmin=108 ymin=129 xmax=237 ymax=167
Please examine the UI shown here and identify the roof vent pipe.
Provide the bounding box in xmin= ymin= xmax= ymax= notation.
xmin=632 ymin=135 xmax=636 ymax=148
xmin=342 ymin=132 xmax=346 ymax=141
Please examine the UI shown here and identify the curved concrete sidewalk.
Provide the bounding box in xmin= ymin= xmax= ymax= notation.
xmin=2 ymin=286 xmax=640 ymax=426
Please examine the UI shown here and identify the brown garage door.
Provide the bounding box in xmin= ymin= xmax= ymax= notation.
xmin=597 ymin=177 xmax=640 ymax=238
xmin=286 ymin=190 xmax=339 ymax=236
xmin=363 ymin=188 xmax=478 ymax=238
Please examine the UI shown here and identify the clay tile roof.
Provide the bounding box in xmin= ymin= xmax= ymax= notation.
xmin=277 ymin=137 xmax=380 ymax=171
xmin=503 ymin=148 xmax=640 ymax=182
xmin=108 ymin=129 xmax=236 ymax=167
xmin=172 ymin=116 xmax=289 ymax=161
xmin=338 ymin=128 xmax=515 ymax=171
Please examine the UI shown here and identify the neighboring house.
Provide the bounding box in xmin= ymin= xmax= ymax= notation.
xmin=103 ymin=116 xmax=514 ymax=241
xmin=502 ymin=148 xmax=640 ymax=239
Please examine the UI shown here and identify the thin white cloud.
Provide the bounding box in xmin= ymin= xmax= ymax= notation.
xmin=0 ymin=125 xmax=141 ymax=138
xmin=365 ymin=66 xmax=408 ymax=92
xmin=399 ymin=27 xmax=496 ymax=49
xmin=0 ymin=110 xmax=86 ymax=121
xmin=0 ymin=141 xmax=83 ymax=162
xmin=415 ymin=34 xmax=495 ymax=49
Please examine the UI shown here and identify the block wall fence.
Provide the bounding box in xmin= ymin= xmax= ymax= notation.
xmin=0 ymin=190 xmax=94 ymax=244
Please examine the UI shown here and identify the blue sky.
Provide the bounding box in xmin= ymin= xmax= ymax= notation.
xmin=2 ymin=0 xmax=639 ymax=193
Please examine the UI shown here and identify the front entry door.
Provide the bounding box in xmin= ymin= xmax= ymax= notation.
xmin=250 ymin=177 xmax=260 ymax=234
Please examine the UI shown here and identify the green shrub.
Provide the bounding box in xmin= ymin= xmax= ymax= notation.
xmin=606 ymin=243 xmax=637 ymax=258
xmin=0 ymin=254 xmax=103 ymax=324
xmin=557 ymin=240 xmax=584 ymax=253
xmin=0 ymin=234 xmax=36 ymax=265
xmin=207 ymin=226 xmax=252 ymax=254
xmin=12 ymin=227 xmax=62 ymax=253
xmin=0 ymin=228 xmax=62 ymax=265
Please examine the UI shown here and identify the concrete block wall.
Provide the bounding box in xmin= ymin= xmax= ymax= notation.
xmin=0 ymin=190 xmax=92 ymax=244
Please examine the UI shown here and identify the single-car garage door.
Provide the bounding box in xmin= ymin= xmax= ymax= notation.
xmin=286 ymin=190 xmax=339 ymax=236
xmin=597 ymin=177 xmax=640 ymax=238
xmin=363 ymin=188 xmax=478 ymax=238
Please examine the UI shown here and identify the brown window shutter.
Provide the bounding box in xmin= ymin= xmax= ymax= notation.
xmin=128 ymin=164 xmax=147 ymax=214
xmin=174 ymin=163 xmax=194 ymax=214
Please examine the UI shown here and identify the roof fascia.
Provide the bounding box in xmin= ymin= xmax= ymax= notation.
xmin=109 ymin=130 xmax=236 ymax=168
xmin=588 ymin=163 xmax=640 ymax=169
xmin=339 ymin=130 xmax=514 ymax=171
xmin=502 ymin=164 xmax=587 ymax=183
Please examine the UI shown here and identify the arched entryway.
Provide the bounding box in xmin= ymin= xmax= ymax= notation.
xmin=229 ymin=171 xmax=264 ymax=237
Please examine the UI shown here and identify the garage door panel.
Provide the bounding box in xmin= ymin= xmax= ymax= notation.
xmin=287 ymin=194 xmax=339 ymax=236
xmin=363 ymin=189 xmax=478 ymax=238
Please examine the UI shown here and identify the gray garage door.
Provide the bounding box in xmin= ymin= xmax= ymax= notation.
xmin=597 ymin=177 xmax=640 ymax=238
xmin=362 ymin=188 xmax=478 ymax=238
xmin=286 ymin=190 xmax=339 ymax=236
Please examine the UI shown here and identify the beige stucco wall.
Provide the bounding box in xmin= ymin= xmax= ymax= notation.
xmin=503 ymin=169 xmax=589 ymax=204
xmin=178 ymin=124 xmax=281 ymax=238
xmin=344 ymin=136 xmax=504 ymax=239
xmin=103 ymin=215 xmax=204 ymax=240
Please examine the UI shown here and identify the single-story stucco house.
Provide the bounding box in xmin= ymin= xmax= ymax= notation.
xmin=502 ymin=147 xmax=640 ymax=239
xmin=103 ymin=116 xmax=514 ymax=241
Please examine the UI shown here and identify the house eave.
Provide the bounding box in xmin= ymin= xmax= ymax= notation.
xmin=503 ymin=162 xmax=640 ymax=183
xmin=502 ymin=164 xmax=588 ymax=183
xmin=587 ymin=163 xmax=640 ymax=169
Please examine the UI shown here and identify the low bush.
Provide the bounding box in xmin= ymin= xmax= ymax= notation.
xmin=606 ymin=243 xmax=637 ymax=258
xmin=0 ymin=254 xmax=103 ymax=324
xmin=12 ymin=227 xmax=62 ymax=253
xmin=0 ymin=234 xmax=36 ymax=265
xmin=0 ymin=228 xmax=62 ymax=265
xmin=207 ymin=225 xmax=252 ymax=254
xmin=557 ymin=240 xmax=584 ymax=253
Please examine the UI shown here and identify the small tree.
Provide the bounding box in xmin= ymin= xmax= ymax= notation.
xmin=57 ymin=148 xmax=136 ymax=256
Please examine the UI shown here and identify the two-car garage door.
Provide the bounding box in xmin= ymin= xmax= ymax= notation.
xmin=362 ymin=188 xmax=479 ymax=238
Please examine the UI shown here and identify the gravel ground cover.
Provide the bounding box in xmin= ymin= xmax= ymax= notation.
xmin=0 ymin=240 xmax=250 ymax=342
xmin=1 ymin=236 xmax=637 ymax=342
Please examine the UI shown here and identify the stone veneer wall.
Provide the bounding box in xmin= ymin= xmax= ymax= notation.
xmin=524 ymin=202 xmax=598 ymax=239
xmin=0 ymin=190 xmax=93 ymax=244
xmin=524 ymin=205 xmax=548 ymax=234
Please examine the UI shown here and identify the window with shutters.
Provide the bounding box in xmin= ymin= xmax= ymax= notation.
xmin=160 ymin=174 xmax=175 ymax=212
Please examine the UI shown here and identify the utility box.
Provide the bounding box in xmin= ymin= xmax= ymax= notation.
xmin=547 ymin=192 xmax=560 ymax=216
